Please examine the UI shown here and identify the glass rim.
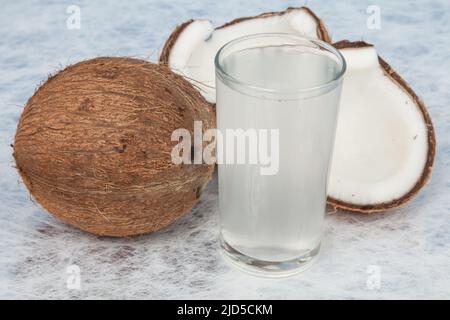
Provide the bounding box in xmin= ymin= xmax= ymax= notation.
xmin=214 ymin=33 xmax=347 ymax=97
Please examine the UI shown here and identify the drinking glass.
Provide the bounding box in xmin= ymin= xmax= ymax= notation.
xmin=215 ymin=33 xmax=346 ymax=276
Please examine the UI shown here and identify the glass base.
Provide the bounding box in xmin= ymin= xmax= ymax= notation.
xmin=220 ymin=236 xmax=320 ymax=278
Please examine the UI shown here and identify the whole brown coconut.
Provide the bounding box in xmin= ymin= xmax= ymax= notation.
xmin=13 ymin=57 xmax=215 ymax=237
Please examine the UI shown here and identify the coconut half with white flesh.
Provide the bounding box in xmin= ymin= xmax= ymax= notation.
xmin=159 ymin=7 xmax=331 ymax=103
xmin=328 ymin=41 xmax=435 ymax=212
xmin=159 ymin=9 xmax=435 ymax=213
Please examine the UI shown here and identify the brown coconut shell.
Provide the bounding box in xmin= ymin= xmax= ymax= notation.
xmin=13 ymin=57 xmax=215 ymax=237
xmin=159 ymin=6 xmax=331 ymax=65
xmin=328 ymin=40 xmax=436 ymax=213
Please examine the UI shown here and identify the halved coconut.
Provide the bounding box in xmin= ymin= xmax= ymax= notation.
xmin=159 ymin=7 xmax=331 ymax=103
xmin=328 ymin=41 xmax=435 ymax=213
xmin=159 ymin=11 xmax=435 ymax=213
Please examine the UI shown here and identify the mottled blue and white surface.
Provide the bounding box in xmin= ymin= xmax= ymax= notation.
xmin=0 ymin=0 xmax=449 ymax=299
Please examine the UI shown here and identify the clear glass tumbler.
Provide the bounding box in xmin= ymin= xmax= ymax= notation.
xmin=215 ymin=33 xmax=346 ymax=277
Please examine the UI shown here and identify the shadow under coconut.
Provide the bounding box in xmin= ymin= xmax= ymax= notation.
xmin=327 ymin=207 xmax=408 ymax=228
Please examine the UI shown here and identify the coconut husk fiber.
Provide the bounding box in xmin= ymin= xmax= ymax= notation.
xmin=13 ymin=57 xmax=215 ymax=237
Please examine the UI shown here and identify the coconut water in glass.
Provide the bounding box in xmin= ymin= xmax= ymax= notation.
xmin=215 ymin=34 xmax=346 ymax=276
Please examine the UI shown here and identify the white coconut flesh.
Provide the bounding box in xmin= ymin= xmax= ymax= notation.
xmin=164 ymin=8 xmax=327 ymax=103
xmin=328 ymin=44 xmax=433 ymax=211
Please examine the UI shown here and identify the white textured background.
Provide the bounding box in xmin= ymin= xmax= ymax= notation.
xmin=0 ymin=0 xmax=449 ymax=299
